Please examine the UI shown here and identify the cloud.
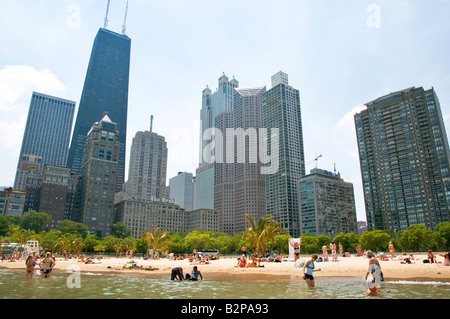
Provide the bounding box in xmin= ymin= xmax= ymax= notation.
xmin=0 ymin=65 xmax=66 ymax=186
xmin=0 ymin=65 xmax=66 ymax=112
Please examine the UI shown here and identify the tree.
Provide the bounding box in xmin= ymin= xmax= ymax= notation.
xmin=58 ymin=220 xmax=89 ymax=238
xmin=21 ymin=211 xmax=50 ymax=233
xmin=141 ymin=228 xmax=169 ymax=258
xmin=432 ymin=222 xmax=450 ymax=250
xmin=300 ymin=234 xmax=320 ymax=254
xmin=359 ymin=230 xmax=391 ymax=252
xmin=397 ymin=224 xmax=433 ymax=252
xmin=184 ymin=231 xmax=214 ymax=252
xmin=103 ymin=236 xmax=125 ymax=257
xmin=243 ymin=215 xmax=287 ymax=258
xmin=111 ymin=223 xmax=132 ymax=239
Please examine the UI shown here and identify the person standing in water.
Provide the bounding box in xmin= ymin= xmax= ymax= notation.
xmin=302 ymin=254 xmax=321 ymax=288
xmin=39 ymin=252 xmax=55 ymax=278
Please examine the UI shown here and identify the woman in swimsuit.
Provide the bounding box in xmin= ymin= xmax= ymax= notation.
xmin=388 ymin=242 xmax=395 ymax=260
xmin=289 ymin=238 xmax=302 ymax=262
xmin=302 ymin=254 xmax=321 ymax=288
xmin=330 ymin=241 xmax=337 ymax=262
xmin=39 ymin=252 xmax=55 ymax=278
xmin=25 ymin=255 xmax=35 ymax=278
xmin=438 ymin=252 xmax=450 ymax=266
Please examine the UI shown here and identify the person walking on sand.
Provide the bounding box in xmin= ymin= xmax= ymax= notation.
xmin=330 ymin=241 xmax=337 ymax=262
xmin=322 ymin=244 xmax=329 ymax=261
xmin=339 ymin=243 xmax=344 ymax=257
xmin=302 ymin=254 xmax=321 ymax=288
xmin=388 ymin=242 xmax=395 ymax=260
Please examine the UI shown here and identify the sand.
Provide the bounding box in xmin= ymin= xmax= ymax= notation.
xmin=1 ymin=253 xmax=449 ymax=283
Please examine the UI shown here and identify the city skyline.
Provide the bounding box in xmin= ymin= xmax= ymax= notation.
xmin=1 ymin=1 xmax=450 ymax=222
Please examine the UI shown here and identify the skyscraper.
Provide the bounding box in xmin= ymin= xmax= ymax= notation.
xmin=355 ymin=87 xmax=450 ymax=231
xmin=195 ymin=74 xmax=239 ymax=209
xmin=298 ymin=168 xmax=358 ymax=237
xmin=123 ymin=128 xmax=169 ymax=201
xmin=263 ymin=71 xmax=305 ymax=237
xmin=67 ymin=27 xmax=131 ymax=190
xmin=15 ymin=92 xmax=75 ymax=190
xmin=79 ymin=113 xmax=120 ymax=237
xmin=169 ymin=172 xmax=194 ymax=211
xmin=214 ymin=86 xmax=267 ymax=234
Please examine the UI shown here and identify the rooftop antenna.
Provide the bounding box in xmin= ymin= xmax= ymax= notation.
xmin=122 ymin=0 xmax=129 ymax=35
xmin=150 ymin=115 xmax=154 ymax=133
xmin=104 ymin=0 xmax=111 ymax=29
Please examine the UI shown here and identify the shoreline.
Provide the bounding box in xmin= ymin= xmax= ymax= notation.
xmin=1 ymin=253 xmax=449 ymax=283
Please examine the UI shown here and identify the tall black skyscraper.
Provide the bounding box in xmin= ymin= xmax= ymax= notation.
xmin=67 ymin=27 xmax=131 ymax=189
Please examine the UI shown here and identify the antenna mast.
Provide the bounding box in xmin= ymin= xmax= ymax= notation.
xmin=150 ymin=115 xmax=154 ymax=133
xmin=104 ymin=0 xmax=111 ymax=29
xmin=122 ymin=0 xmax=129 ymax=35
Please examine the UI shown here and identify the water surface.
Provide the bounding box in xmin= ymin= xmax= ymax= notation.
xmin=0 ymin=269 xmax=448 ymax=299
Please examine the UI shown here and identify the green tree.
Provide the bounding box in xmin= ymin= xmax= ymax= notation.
xmin=397 ymin=224 xmax=433 ymax=252
xmin=103 ymin=236 xmax=125 ymax=257
xmin=0 ymin=216 xmax=22 ymax=236
xmin=300 ymin=234 xmax=320 ymax=254
xmin=21 ymin=211 xmax=50 ymax=233
xmin=57 ymin=220 xmax=89 ymax=238
xmin=272 ymin=233 xmax=291 ymax=254
xmin=142 ymin=228 xmax=169 ymax=258
xmin=243 ymin=215 xmax=287 ymax=258
xmin=316 ymin=235 xmax=331 ymax=249
xmin=359 ymin=230 xmax=391 ymax=251
xmin=432 ymin=222 xmax=450 ymax=250
xmin=184 ymin=231 xmax=214 ymax=252
xmin=111 ymin=222 xmax=132 ymax=239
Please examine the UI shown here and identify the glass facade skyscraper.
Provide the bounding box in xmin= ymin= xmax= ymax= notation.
xmin=195 ymin=74 xmax=238 ymax=210
xmin=67 ymin=28 xmax=131 ymax=189
xmin=15 ymin=92 xmax=75 ymax=190
xmin=263 ymin=71 xmax=305 ymax=237
xmin=355 ymin=87 xmax=450 ymax=231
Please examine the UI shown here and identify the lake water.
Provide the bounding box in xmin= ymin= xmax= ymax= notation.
xmin=0 ymin=269 xmax=449 ymax=299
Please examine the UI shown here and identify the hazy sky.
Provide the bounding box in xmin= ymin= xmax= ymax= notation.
xmin=1 ymin=0 xmax=449 ymax=222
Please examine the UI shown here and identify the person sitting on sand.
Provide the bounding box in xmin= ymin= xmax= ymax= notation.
xmin=427 ymin=250 xmax=436 ymax=263
xmin=438 ymin=252 xmax=450 ymax=266
xmin=235 ymin=255 xmax=247 ymax=268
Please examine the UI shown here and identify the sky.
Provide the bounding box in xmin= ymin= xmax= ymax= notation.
xmin=1 ymin=0 xmax=449 ymax=222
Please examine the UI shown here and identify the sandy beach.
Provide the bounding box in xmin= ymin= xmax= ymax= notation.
xmin=1 ymin=253 xmax=449 ymax=283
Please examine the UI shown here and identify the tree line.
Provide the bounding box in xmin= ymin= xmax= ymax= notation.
xmin=1 ymin=211 xmax=449 ymax=257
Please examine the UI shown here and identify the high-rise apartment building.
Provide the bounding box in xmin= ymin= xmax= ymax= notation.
xmin=123 ymin=129 xmax=169 ymax=201
xmin=79 ymin=113 xmax=120 ymax=237
xmin=0 ymin=188 xmax=26 ymax=217
xmin=14 ymin=154 xmax=42 ymax=191
xmin=67 ymin=28 xmax=131 ymax=190
xmin=15 ymin=92 xmax=75 ymax=189
xmin=298 ymin=168 xmax=358 ymax=237
xmin=23 ymin=165 xmax=81 ymax=229
xmin=263 ymin=71 xmax=305 ymax=237
xmin=169 ymin=172 xmax=194 ymax=211
xmin=355 ymin=87 xmax=450 ymax=231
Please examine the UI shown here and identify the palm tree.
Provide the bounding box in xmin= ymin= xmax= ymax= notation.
xmin=141 ymin=228 xmax=168 ymax=258
xmin=243 ymin=215 xmax=287 ymax=258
